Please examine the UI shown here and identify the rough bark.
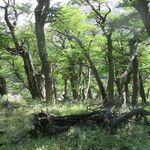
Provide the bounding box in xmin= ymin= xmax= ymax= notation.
xmin=0 ymin=76 xmax=7 ymax=96
xmin=115 ymin=78 xmax=125 ymax=106
xmin=129 ymin=39 xmax=139 ymax=107
xmin=35 ymin=0 xmax=53 ymax=102
xmin=106 ymin=35 xmax=114 ymax=107
xmin=124 ymin=83 xmax=130 ymax=104
xmin=21 ymin=50 xmax=44 ymax=99
xmin=131 ymin=56 xmax=139 ymax=106
xmin=139 ymin=72 xmax=147 ymax=104
xmin=30 ymin=108 xmax=150 ymax=137
xmin=124 ymin=70 xmax=132 ymax=104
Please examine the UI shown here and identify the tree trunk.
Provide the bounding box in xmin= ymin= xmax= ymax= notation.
xmin=124 ymin=70 xmax=132 ymax=104
xmin=129 ymin=39 xmax=139 ymax=107
xmin=64 ymin=78 xmax=68 ymax=99
xmin=87 ymin=87 xmax=93 ymax=99
xmin=69 ymin=64 xmax=79 ymax=100
xmin=139 ymin=72 xmax=147 ymax=104
xmin=107 ymin=35 xmax=114 ymax=107
xmin=115 ymin=78 xmax=125 ymax=106
xmin=52 ymin=77 xmax=57 ymax=100
xmin=147 ymin=88 xmax=150 ymax=99
xmin=134 ymin=0 xmax=150 ymax=36
xmin=85 ymin=53 xmax=107 ymax=104
xmin=124 ymin=83 xmax=130 ymax=104
xmin=35 ymin=0 xmax=53 ymax=103
xmin=131 ymin=57 xmax=139 ymax=107
xmin=0 ymin=76 xmax=7 ymax=96
xmin=21 ymin=50 xmax=44 ymax=99
xmin=85 ymin=68 xmax=92 ymax=99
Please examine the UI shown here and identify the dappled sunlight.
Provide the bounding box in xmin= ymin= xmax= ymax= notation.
xmin=0 ymin=0 xmax=150 ymax=149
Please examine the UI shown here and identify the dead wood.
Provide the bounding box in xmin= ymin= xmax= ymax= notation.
xmin=30 ymin=108 xmax=150 ymax=137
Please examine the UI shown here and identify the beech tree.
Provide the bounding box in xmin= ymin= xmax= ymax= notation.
xmin=35 ymin=0 xmax=53 ymax=103
xmin=0 ymin=0 xmax=44 ymax=99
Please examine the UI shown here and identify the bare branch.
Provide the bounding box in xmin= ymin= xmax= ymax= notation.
xmin=86 ymin=0 xmax=111 ymax=25
xmin=2 ymin=0 xmax=9 ymax=5
xmin=86 ymin=0 xmax=104 ymax=22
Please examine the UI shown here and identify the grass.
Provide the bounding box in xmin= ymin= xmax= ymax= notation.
xmin=0 ymin=98 xmax=150 ymax=150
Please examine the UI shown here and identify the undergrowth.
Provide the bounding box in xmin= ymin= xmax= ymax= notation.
xmin=0 ymin=98 xmax=150 ymax=150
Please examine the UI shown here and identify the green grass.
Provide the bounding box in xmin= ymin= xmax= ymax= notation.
xmin=0 ymin=99 xmax=150 ymax=150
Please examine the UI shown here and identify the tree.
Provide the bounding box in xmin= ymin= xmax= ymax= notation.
xmin=122 ymin=0 xmax=150 ymax=36
xmin=34 ymin=0 xmax=53 ymax=103
xmin=51 ymin=5 xmax=107 ymax=103
xmin=132 ymin=0 xmax=150 ymax=36
xmin=0 ymin=0 xmax=44 ymax=99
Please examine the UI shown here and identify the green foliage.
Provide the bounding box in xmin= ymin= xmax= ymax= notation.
xmin=0 ymin=33 xmax=11 ymax=49
xmin=0 ymin=100 xmax=150 ymax=150
xmin=16 ymin=3 xmax=32 ymax=15
xmin=119 ymin=0 xmax=139 ymax=8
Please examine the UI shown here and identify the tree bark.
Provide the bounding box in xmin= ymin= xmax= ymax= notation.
xmin=139 ymin=72 xmax=147 ymax=104
xmin=52 ymin=77 xmax=57 ymax=100
xmin=30 ymin=108 xmax=150 ymax=137
xmin=107 ymin=35 xmax=114 ymax=107
xmin=0 ymin=76 xmax=7 ymax=96
xmin=115 ymin=78 xmax=125 ymax=106
xmin=85 ymin=68 xmax=92 ymax=99
xmin=68 ymin=63 xmax=79 ymax=100
xmin=35 ymin=0 xmax=53 ymax=102
xmin=132 ymin=57 xmax=139 ymax=107
xmin=134 ymin=0 xmax=150 ymax=36
xmin=21 ymin=50 xmax=44 ymax=99
xmin=64 ymin=78 xmax=68 ymax=99
xmin=129 ymin=39 xmax=139 ymax=107
xmin=85 ymin=52 xmax=107 ymax=104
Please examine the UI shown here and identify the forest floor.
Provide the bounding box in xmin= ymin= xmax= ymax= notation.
xmin=0 ymin=98 xmax=150 ymax=150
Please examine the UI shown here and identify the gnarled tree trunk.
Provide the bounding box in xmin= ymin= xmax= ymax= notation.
xmin=21 ymin=50 xmax=44 ymax=99
xmin=35 ymin=0 xmax=53 ymax=102
xmin=3 ymin=2 xmax=43 ymax=99
xmin=129 ymin=39 xmax=139 ymax=107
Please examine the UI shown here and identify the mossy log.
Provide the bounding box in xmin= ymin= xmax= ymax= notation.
xmin=30 ymin=108 xmax=150 ymax=137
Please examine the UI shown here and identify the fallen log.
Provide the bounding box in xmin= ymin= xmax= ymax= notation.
xmin=30 ymin=108 xmax=150 ymax=137
xmin=111 ymin=108 xmax=150 ymax=130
